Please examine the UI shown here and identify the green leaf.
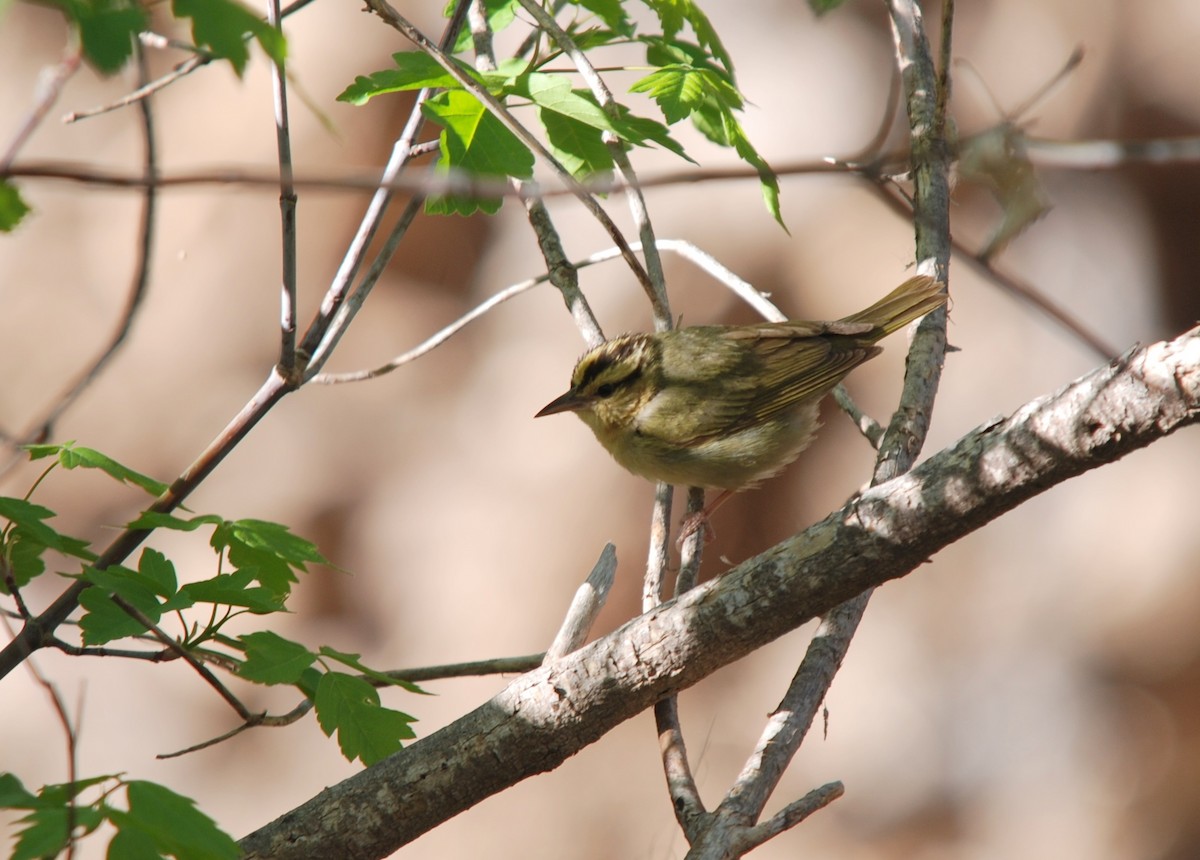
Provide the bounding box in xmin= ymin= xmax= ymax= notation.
xmin=517 ymin=73 xmax=615 ymax=132
xmin=78 ymin=586 xmax=148 ymax=644
xmin=68 ymin=0 xmax=148 ymax=75
xmin=172 ymin=0 xmax=286 ymax=77
xmin=422 ymin=89 xmax=534 ymax=216
xmin=0 ymin=180 xmax=32 ymax=232
xmin=722 ymin=111 xmax=785 ymax=229
xmin=179 ymin=569 xmax=282 ymax=613
xmin=337 ymin=52 xmax=471 ymax=105
xmin=574 ymin=0 xmax=634 ymax=34
xmin=3 ymin=528 xmax=47 ymax=592
xmin=108 ymin=781 xmax=239 ymax=860
xmin=136 ymin=548 xmax=177 ymax=596
xmin=448 ymin=0 xmax=520 ymax=53
xmin=37 ymin=774 xmax=114 ymax=805
xmin=0 ymin=772 xmax=38 ymax=807
xmin=11 ymin=807 xmax=71 ymax=860
xmin=125 ymin=511 xmax=223 ymax=533
xmin=517 ymin=74 xmax=617 ymax=177
xmin=630 ymin=61 xmax=783 ymax=227
xmin=314 ymin=673 xmax=416 ymax=765
xmin=78 ymin=563 xmax=169 ymax=644
xmin=630 ymin=65 xmax=710 ymax=124
xmin=641 ymin=0 xmax=734 ymax=75
xmin=213 ymin=518 xmax=328 ymax=596
xmin=26 ymin=442 xmax=169 ymax=496
xmin=318 ymin=646 xmax=428 ymax=695
xmin=807 ymin=0 xmax=850 ymax=14
xmin=0 ymin=497 xmax=95 ymax=561
xmin=5 ymin=772 xmax=110 ymax=860
xmin=238 ymin=631 xmax=316 ymax=684
xmin=609 ymin=105 xmax=695 ymax=163
xmin=106 ymin=824 xmax=163 ymax=859
xmin=538 ymin=110 xmax=614 ymax=180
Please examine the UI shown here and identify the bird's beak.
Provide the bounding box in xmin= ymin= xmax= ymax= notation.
xmin=535 ymin=388 xmax=586 ymax=417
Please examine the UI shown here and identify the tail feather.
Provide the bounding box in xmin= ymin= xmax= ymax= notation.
xmin=839 ymin=275 xmax=946 ymax=337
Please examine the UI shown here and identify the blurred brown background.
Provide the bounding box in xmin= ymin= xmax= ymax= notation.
xmin=3 ymin=1 xmax=1200 ymax=858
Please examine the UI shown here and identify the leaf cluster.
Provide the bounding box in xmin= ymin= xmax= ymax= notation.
xmin=337 ymin=0 xmax=781 ymax=221
xmin=1 ymin=444 xmax=422 ymax=855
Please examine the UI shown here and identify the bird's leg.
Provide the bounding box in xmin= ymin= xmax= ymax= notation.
xmin=676 ymin=489 xmax=735 ymax=548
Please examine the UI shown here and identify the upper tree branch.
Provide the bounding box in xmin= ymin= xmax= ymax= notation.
xmin=240 ymin=325 xmax=1200 ymax=860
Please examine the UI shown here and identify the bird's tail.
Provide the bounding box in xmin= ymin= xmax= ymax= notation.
xmin=839 ymin=274 xmax=947 ymax=338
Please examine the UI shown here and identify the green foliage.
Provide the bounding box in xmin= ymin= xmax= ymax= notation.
xmin=0 ymin=180 xmax=32 ymax=232
xmin=27 ymin=441 xmax=169 ymax=496
xmin=423 ymin=89 xmax=535 ymax=215
xmin=1 ymin=772 xmax=239 ymax=860
xmin=1 ymin=444 xmax=427 ymax=852
xmin=38 ymin=0 xmax=148 ymax=74
xmin=173 ymin=0 xmax=287 ymax=77
xmin=807 ymin=0 xmax=851 ymax=15
xmin=107 ymin=781 xmax=240 ymax=859
xmin=315 ymin=672 xmax=417 ymax=765
xmin=36 ymin=0 xmax=285 ymax=77
xmin=337 ymin=0 xmax=782 ymax=223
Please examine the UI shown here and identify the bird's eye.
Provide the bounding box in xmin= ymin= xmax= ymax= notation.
xmin=595 ymin=382 xmax=617 ymax=398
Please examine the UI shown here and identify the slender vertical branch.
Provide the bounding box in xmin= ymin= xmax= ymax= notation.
xmin=267 ymin=0 xmax=299 ymax=375
xmin=300 ymin=2 xmax=471 ymax=378
xmin=686 ymin=2 xmax=954 ymax=856
xmin=1 ymin=44 xmax=158 ymax=471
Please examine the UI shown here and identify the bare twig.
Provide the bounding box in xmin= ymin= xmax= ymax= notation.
xmin=158 ymin=651 xmax=548 ymax=759
xmin=868 ymin=181 xmax=1118 ymax=358
xmin=516 ymin=0 xmax=672 ymax=330
xmin=267 ymin=0 xmax=299 ymax=375
xmin=383 ymin=654 xmax=544 ymax=683
xmin=686 ymin=2 xmax=954 ymax=855
xmin=521 ymin=188 xmax=606 ymax=348
xmin=544 ymin=543 xmax=618 ymax=661
xmin=1 ymin=42 xmax=82 ymax=169
xmin=654 ymin=486 xmax=708 ymax=839
xmin=1 ymin=45 xmax=158 ymax=472
xmin=300 ymin=1 xmax=471 ymax=378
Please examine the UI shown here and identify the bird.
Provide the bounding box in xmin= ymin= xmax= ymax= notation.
xmin=536 ymin=274 xmax=946 ymax=531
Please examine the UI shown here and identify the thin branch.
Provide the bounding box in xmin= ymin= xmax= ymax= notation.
xmin=158 ymin=700 xmax=313 ymax=759
xmin=544 ymin=543 xmax=618 ymax=661
xmin=158 ymin=652 xmax=548 ymax=760
xmin=62 ymin=0 xmax=322 ymax=124
xmin=520 ymin=187 xmax=606 ymax=348
xmin=0 ymin=369 xmax=292 ymax=681
xmin=361 ymin=0 xmax=655 ymax=302
xmin=516 ymin=0 xmax=673 ymax=330
xmin=0 ymin=41 xmax=82 ymax=169
xmin=654 ymin=486 xmax=708 ymax=839
xmin=867 ymin=180 xmax=1119 ymax=358
xmin=383 ymin=654 xmax=544 ymax=683
xmin=688 ymin=3 xmax=954 ymax=854
xmin=299 ymin=1 xmax=472 ymax=378
xmin=0 ymin=45 xmax=159 ymax=471
xmin=108 ymin=594 xmax=256 ymax=720
xmin=240 ymin=323 xmax=1200 ymax=858
xmin=733 ymin=782 xmax=844 ymax=851
xmin=267 ymin=0 xmax=299 ymax=375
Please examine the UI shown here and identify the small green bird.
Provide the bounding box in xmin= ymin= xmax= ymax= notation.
xmin=536 ymin=275 xmax=945 ymax=497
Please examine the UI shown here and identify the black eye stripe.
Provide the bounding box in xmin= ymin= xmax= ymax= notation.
xmin=575 ymin=337 xmax=647 ymax=389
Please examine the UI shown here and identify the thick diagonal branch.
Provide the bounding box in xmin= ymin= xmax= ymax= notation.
xmin=240 ymin=327 xmax=1200 ymax=860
